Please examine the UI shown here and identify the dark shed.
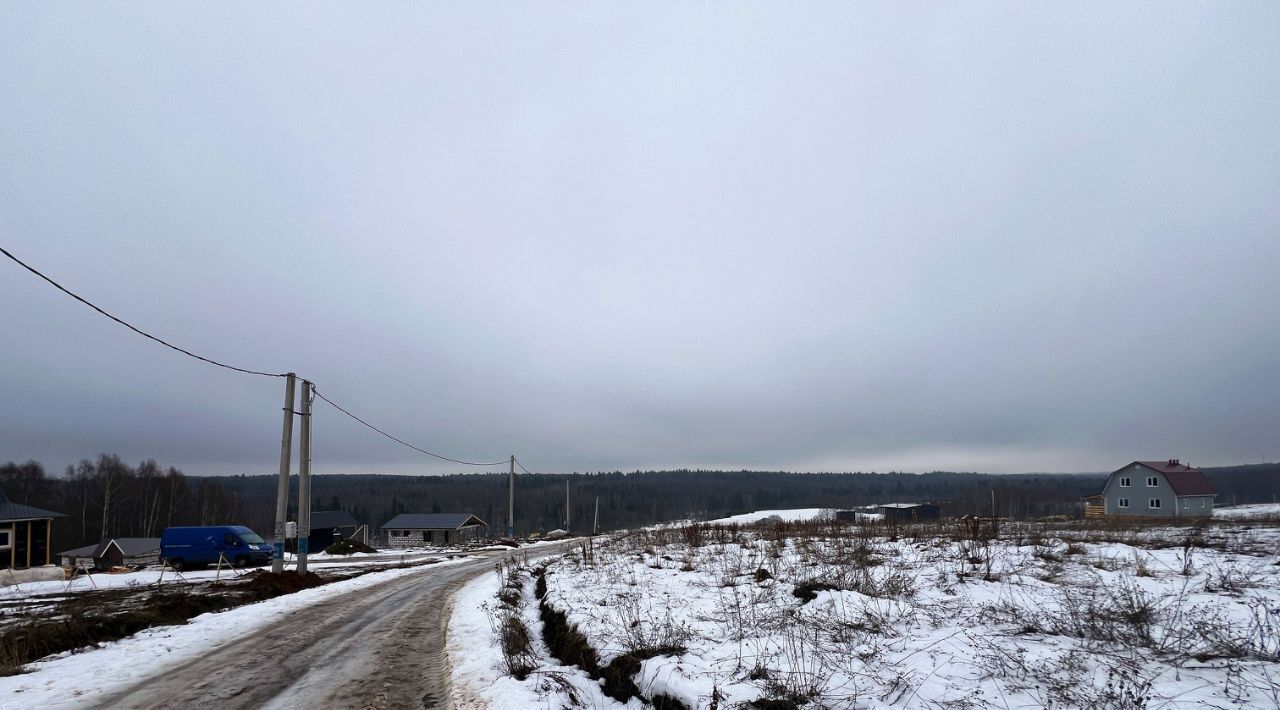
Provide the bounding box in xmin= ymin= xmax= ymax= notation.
xmin=877 ymin=503 xmax=941 ymax=522
xmin=308 ymin=510 xmax=359 ymax=551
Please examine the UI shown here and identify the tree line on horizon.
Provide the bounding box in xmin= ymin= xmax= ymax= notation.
xmin=4 ymin=456 xmax=1278 ymax=553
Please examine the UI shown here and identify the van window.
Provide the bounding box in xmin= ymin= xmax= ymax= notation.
xmin=224 ymin=533 xmax=240 ymax=546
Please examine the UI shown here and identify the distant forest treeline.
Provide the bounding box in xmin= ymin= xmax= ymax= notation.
xmin=4 ymin=456 xmax=1279 ymax=553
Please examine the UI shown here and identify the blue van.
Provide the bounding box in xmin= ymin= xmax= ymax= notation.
xmin=160 ymin=525 xmax=273 ymax=570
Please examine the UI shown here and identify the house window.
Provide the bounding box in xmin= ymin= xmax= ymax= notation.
xmin=1147 ymin=477 xmax=1159 ymax=487
xmin=1182 ymin=499 xmax=1189 ymax=509
xmin=1149 ymin=498 xmax=1161 ymax=509
xmin=1200 ymin=499 xmax=1206 ymax=508
xmin=0 ymin=528 xmax=9 ymax=549
xmin=1118 ymin=498 xmax=1129 ymax=508
xmin=1120 ymin=477 xmax=1131 ymax=487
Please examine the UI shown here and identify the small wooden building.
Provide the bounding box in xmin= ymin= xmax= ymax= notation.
xmin=59 ymin=537 xmax=160 ymax=570
xmin=382 ymin=513 xmax=487 ymax=547
xmin=1 ymin=487 xmax=65 ymax=581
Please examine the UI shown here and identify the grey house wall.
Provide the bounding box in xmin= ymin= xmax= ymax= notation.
xmin=1175 ymin=495 xmax=1215 ymax=516
xmin=1101 ymin=463 xmax=1178 ymax=517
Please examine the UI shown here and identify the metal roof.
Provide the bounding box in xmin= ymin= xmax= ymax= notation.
xmin=0 ymin=499 xmax=66 ymax=522
xmin=58 ymin=543 xmax=98 ymax=558
xmin=58 ymin=538 xmax=161 ymax=559
xmin=97 ymin=538 xmax=161 ymax=557
xmin=310 ymin=510 xmax=358 ymax=529
xmin=1126 ymin=461 xmax=1215 ymax=496
xmin=382 ymin=513 xmax=486 ymax=530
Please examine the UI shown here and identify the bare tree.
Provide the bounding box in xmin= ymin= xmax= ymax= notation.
xmin=94 ymin=453 xmax=131 ymax=539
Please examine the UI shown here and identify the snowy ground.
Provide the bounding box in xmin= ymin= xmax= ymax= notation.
xmin=452 ymin=513 xmax=1280 ymax=709
xmin=0 ymin=548 xmax=465 ymax=618
xmin=0 ymin=556 xmax=474 ymax=708
xmin=1215 ymin=503 xmax=1280 ymax=521
xmin=707 ymin=508 xmax=833 ymax=525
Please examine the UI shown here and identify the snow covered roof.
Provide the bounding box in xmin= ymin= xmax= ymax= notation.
xmin=381 ymin=513 xmax=486 ymax=530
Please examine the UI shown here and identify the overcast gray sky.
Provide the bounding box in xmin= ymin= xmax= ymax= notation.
xmin=2 ymin=4 xmax=1277 ymax=476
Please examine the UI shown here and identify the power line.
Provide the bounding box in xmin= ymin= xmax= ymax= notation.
xmin=311 ymin=387 xmax=509 ymax=467
xmin=3 ymin=244 xmax=515 ymax=468
xmin=515 ymin=458 xmax=533 ymax=475
xmin=0 ymin=245 xmax=288 ymax=378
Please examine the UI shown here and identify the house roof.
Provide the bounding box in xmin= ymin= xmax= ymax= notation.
xmin=310 ymin=510 xmax=358 ymax=529
xmin=382 ymin=513 xmax=486 ymax=530
xmin=1123 ymin=461 xmax=1214 ymax=496
xmin=58 ymin=543 xmax=99 ymax=558
xmin=96 ymin=538 xmax=161 ymax=557
xmin=0 ymin=494 xmax=66 ymax=523
xmin=878 ymin=503 xmax=934 ymax=509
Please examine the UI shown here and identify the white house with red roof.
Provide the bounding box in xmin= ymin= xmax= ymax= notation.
xmin=1085 ymin=459 xmax=1215 ymax=519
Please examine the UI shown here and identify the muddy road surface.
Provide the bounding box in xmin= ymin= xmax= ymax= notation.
xmin=93 ymin=545 xmax=568 ymax=710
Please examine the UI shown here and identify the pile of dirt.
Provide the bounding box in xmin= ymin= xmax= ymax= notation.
xmin=323 ymin=539 xmax=378 ymax=555
xmin=240 ymin=570 xmax=325 ymax=599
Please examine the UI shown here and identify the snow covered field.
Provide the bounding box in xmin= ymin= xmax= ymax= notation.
xmin=708 ymin=509 xmax=832 ymax=525
xmin=453 ymin=514 xmax=1280 ymax=708
xmin=1215 ymin=503 xmax=1280 ymax=521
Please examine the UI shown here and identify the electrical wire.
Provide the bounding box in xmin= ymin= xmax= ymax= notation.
xmin=311 ymin=387 xmax=509 ymax=467
xmin=0 ymin=245 xmax=288 ymax=378
xmin=515 ymin=458 xmax=533 ymax=475
xmin=2 ymin=244 xmax=521 ymax=468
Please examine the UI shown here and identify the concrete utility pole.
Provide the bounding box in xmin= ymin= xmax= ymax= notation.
xmin=272 ymin=373 xmax=297 ymax=574
xmin=297 ymin=381 xmax=313 ymax=574
xmin=507 ymin=455 xmax=515 ymax=538
xmin=593 ymin=495 xmax=599 ymax=535
xmin=565 ymin=479 xmax=570 ymax=533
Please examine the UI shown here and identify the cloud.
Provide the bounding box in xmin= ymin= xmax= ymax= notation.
xmin=2 ymin=4 xmax=1277 ymax=475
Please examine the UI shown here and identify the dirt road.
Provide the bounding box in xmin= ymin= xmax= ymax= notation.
xmin=93 ymin=548 xmax=556 ymax=710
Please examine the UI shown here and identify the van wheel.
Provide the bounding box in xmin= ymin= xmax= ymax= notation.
xmin=234 ymin=555 xmax=249 ymax=568
xmin=170 ymin=559 xmax=185 ymax=572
